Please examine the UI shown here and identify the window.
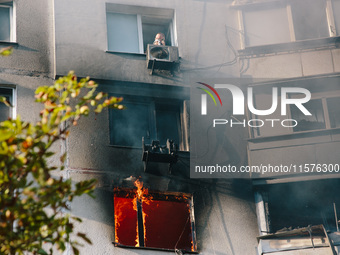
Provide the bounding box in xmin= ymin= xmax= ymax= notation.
xmin=0 ymin=1 xmax=15 ymax=42
xmin=290 ymin=96 xmax=340 ymax=132
xmin=243 ymin=3 xmax=291 ymax=47
xmin=113 ymin=187 xmax=197 ymax=252
xmin=109 ymin=96 xmax=188 ymax=150
xmin=106 ymin=4 xmax=176 ymax=53
xmin=290 ymin=99 xmax=326 ymax=132
xmin=0 ymin=87 xmax=15 ymax=122
xmin=240 ymin=0 xmax=340 ymax=47
xmin=259 ymin=179 xmax=340 ymax=233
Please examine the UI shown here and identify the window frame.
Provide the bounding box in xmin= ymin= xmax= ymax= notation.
xmin=237 ymin=0 xmax=340 ymax=49
xmin=113 ymin=188 xmax=197 ymax=253
xmin=0 ymin=2 xmax=16 ymax=43
xmin=247 ymin=82 xmax=340 ymax=138
xmin=109 ymin=96 xmax=189 ymax=151
xmin=0 ymin=86 xmax=16 ymax=121
xmin=288 ymin=92 xmax=340 ymax=133
xmin=105 ymin=4 xmax=177 ymax=54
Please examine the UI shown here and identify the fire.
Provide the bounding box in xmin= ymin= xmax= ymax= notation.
xmin=133 ymin=178 xmax=151 ymax=245
xmin=115 ymin=177 xmax=195 ymax=251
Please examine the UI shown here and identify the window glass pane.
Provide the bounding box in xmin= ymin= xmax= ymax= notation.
xmin=114 ymin=196 xmax=138 ymax=247
xmin=106 ymin=13 xmax=140 ymax=53
xmin=291 ymin=0 xmax=328 ymax=40
xmin=243 ymin=5 xmax=291 ymax=47
xmin=110 ymin=101 xmax=151 ymax=147
xmin=155 ymin=103 xmax=180 ymax=145
xmin=0 ymin=88 xmax=12 ymax=122
xmin=0 ymin=7 xmax=10 ymax=41
xmin=332 ymin=0 xmax=340 ymax=35
xmin=290 ymin=99 xmax=325 ymax=132
xmin=327 ymin=97 xmax=340 ymax=128
xmin=143 ymin=199 xmax=193 ymax=251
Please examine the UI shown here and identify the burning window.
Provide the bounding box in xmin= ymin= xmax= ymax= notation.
xmin=113 ymin=180 xmax=197 ymax=252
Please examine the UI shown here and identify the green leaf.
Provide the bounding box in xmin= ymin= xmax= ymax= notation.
xmin=37 ymin=248 xmax=48 ymax=255
xmin=77 ymin=232 xmax=92 ymax=245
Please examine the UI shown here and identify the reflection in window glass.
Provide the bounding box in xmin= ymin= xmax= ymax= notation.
xmin=291 ymin=0 xmax=328 ymax=41
xmin=327 ymin=97 xmax=340 ymax=128
xmin=291 ymin=99 xmax=325 ymax=132
xmin=243 ymin=5 xmax=291 ymax=47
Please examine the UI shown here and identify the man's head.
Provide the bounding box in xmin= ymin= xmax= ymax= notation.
xmin=154 ymin=33 xmax=165 ymax=45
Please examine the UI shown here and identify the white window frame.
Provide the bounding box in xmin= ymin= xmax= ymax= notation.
xmin=237 ymin=0 xmax=340 ymax=49
xmin=106 ymin=4 xmax=176 ymax=54
xmin=0 ymin=2 xmax=16 ymax=42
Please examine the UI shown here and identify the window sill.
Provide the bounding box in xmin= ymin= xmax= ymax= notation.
xmin=112 ymin=243 xmax=199 ymax=254
xmin=248 ymin=127 xmax=340 ymax=143
xmin=239 ymin=36 xmax=340 ymax=57
xmin=108 ymin=144 xmax=190 ymax=154
xmin=0 ymin=41 xmax=18 ymax=47
xmin=106 ymin=50 xmax=146 ymax=57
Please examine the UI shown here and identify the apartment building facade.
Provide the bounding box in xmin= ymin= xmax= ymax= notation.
xmin=1 ymin=0 xmax=340 ymax=254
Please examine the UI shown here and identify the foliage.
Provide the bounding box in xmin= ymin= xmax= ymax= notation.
xmin=0 ymin=46 xmax=13 ymax=57
xmin=0 ymin=71 xmax=123 ymax=255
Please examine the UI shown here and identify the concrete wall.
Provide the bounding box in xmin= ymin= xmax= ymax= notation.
xmin=53 ymin=0 xmax=261 ymax=254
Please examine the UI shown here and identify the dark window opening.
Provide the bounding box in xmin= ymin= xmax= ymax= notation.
xmin=0 ymin=88 xmax=12 ymax=122
xmin=114 ymin=187 xmax=197 ymax=252
xmin=142 ymin=16 xmax=173 ymax=50
xmin=290 ymin=99 xmax=326 ymax=132
xmin=265 ymin=179 xmax=340 ymax=233
xmin=109 ymin=98 xmax=183 ymax=148
xmin=291 ymin=0 xmax=328 ymax=41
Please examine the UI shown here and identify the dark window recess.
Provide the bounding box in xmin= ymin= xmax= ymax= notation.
xmin=110 ymin=101 xmax=152 ymax=147
xmin=141 ymin=16 xmax=173 ymax=51
xmin=110 ymin=99 xmax=181 ymax=147
xmin=114 ymin=187 xmax=197 ymax=252
xmin=266 ymin=179 xmax=340 ymax=233
xmin=291 ymin=99 xmax=325 ymax=132
xmin=0 ymin=88 xmax=12 ymax=122
xmin=327 ymin=97 xmax=340 ymax=128
xmin=291 ymin=0 xmax=329 ymax=41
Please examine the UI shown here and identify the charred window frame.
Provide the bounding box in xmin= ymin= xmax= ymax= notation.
xmin=237 ymin=0 xmax=340 ymax=48
xmin=109 ymin=96 xmax=189 ymax=151
xmin=0 ymin=1 xmax=16 ymax=42
xmin=0 ymin=87 xmax=15 ymax=122
xmin=113 ymin=188 xmax=197 ymax=253
xmin=255 ymin=179 xmax=340 ymax=235
xmin=106 ymin=3 xmax=177 ymax=54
